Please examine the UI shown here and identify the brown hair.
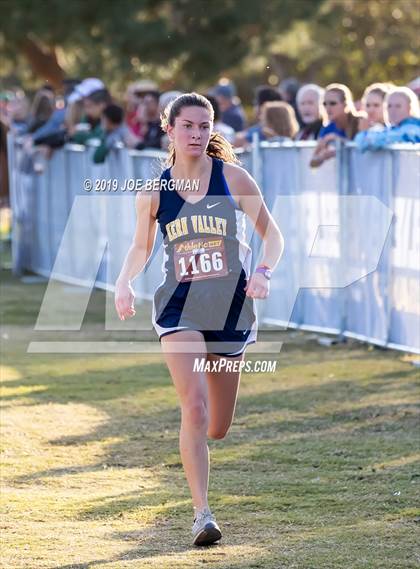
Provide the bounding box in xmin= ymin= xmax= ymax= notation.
xmin=325 ymin=83 xmax=366 ymax=139
xmin=160 ymin=92 xmax=240 ymax=166
xmin=30 ymin=90 xmax=54 ymax=123
xmin=261 ymin=101 xmax=299 ymax=139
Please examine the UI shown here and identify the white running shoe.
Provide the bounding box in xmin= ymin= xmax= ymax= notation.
xmin=191 ymin=507 xmax=222 ymax=546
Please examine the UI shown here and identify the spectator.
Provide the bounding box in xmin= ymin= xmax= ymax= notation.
xmin=354 ymin=86 xmax=420 ymax=151
xmin=125 ymin=83 xmax=142 ymax=137
xmin=159 ymin=91 xmax=184 ymax=150
xmin=295 ymin=84 xmax=326 ymax=140
xmin=279 ymin=77 xmax=302 ymax=126
xmin=212 ymin=83 xmax=246 ymax=132
xmin=358 ymin=83 xmax=391 ymax=131
xmin=28 ymin=79 xmax=80 ymax=147
xmin=25 ymin=88 xmax=55 ymax=134
xmin=135 ymin=90 xmax=165 ymax=150
xmin=125 ymin=80 xmax=158 ymax=138
xmin=7 ymin=93 xmax=29 ymax=135
xmin=318 ymin=83 xmax=365 ymax=139
xmin=205 ymin=94 xmax=235 ymax=143
xmin=93 ymin=104 xmax=133 ymax=164
xmin=63 ymin=78 xmax=81 ymax=97
xmin=70 ymin=88 xmax=112 ymax=145
xmin=261 ymin=101 xmax=299 ymax=141
xmin=64 ymin=100 xmax=85 ymax=138
xmin=17 ymin=88 xmax=57 ymax=174
xmin=234 ymin=85 xmax=282 ymax=146
xmin=310 ymin=83 xmax=366 ymax=167
xmin=159 ymin=90 xmax=183 ymax=115
xmin=67 ymin=78 xmax=105 ymax=104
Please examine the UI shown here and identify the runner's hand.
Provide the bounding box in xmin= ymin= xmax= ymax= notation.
xmin=244 ymin=272 xmax=270 ymax=299
xmin=115 ymin=280 xmax=136 ymax=320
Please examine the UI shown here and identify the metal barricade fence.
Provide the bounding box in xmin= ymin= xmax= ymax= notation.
xmin=6 ymin=134 xmax=420 ymax=354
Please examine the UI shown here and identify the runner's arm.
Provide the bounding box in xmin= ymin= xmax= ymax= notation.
xmin=231 ymin=166 xmax=284 ymax=271
xmin=116 ymin=185 xmax=159 ymax=285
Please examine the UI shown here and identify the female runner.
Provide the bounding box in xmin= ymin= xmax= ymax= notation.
xmin=115 ymin=93 xmax=284 ymax=546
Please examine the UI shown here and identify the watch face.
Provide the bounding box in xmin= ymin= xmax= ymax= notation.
xmin=265 ymin=269 xmax=272 ymax=280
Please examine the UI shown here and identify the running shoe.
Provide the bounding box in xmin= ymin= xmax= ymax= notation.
xmin=191 ymin=507 xmax=222 ymax=546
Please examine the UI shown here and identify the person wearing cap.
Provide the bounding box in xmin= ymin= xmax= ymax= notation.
xmin=70 ymin=87 xmax=112 ymax=145
xmin=125 ymin=80 xmax=159 ymax=139
xmin=213 ymin=83 xmax=246 ymax=132
xmin=67 ymin=78 xmax=105 ymax=104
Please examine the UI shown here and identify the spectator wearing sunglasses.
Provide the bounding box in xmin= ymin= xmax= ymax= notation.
xmin=310 ymin=83 xmax=366 ymax=167
xmin=318 ymin=83 xmax=365 ymax=139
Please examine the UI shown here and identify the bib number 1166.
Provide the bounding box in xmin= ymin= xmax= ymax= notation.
xmin=179 ymin=251 xmax=223 ymax=276
xmin=174 ymin=238 xmax=229 ymax=282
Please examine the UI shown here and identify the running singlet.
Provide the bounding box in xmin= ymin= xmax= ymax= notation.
xmin=155 ymin=156 xmax=252 ymax=286
xmin=152 ymin=155 xmax=257 ymax=351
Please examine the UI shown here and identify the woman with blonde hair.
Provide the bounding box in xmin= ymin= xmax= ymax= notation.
xmin=261 ymin=101 xmax=299 ymax=141
xmin=355 ymin=85 xmax=420 ymax=151
xmin=310 ymin=83 xmax=366 ymax=167
xmin=64 ymin=100 xmax=85 ymax=137
xmin=359 ymin=82 xmax=392 ymax=131
xmin=319 ymin=83 xmax=365 ymax=139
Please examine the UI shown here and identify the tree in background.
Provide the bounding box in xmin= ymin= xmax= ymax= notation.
xmin=259 ymin=0 xmax=419 ymax=98
xmin=0 ymin=0 xmax=418 ymax=99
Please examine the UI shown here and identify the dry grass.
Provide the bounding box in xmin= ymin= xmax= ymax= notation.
xmin=1 ymin=267 xmax=419 ymax=568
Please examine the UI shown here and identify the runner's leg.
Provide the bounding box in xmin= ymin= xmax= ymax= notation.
xmin=206 ymin=352 xmax=245 ymax=440
xmin=161 ymin=329 xmax=210 ymax=512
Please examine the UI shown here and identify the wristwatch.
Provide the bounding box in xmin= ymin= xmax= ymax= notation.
xmin=255 ymin=264 xmax=272 ymax=280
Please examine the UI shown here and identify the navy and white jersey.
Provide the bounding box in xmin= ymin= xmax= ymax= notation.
xmin=156 ymin=156 xmax=252 ymax=283
xmin=152 ymin=156 xmax=258 ymax=356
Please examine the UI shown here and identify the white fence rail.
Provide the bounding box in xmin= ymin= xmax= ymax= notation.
xmin=7 ymin=135 xmax=420 ymax=354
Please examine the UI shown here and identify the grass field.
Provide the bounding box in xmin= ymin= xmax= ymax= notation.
xmin=1 ymin=263 xmax=419 ymax=569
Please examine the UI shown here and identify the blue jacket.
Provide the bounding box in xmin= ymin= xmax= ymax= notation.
xmin=354 ymin=117 xmax=420 ymax=151
xmin=32 ymin=108 xmax=66 ymax=143
xmin=222 ymin=104 xmax=246 ymax=132
xmin=318 ymin=122 xmax=347 ymax=139
xmin=245 ymin=124 xmax=266 ymax=143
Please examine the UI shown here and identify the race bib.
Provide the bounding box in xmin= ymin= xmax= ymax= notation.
xmin=174 ymin=237 xmax=229 ymax=282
